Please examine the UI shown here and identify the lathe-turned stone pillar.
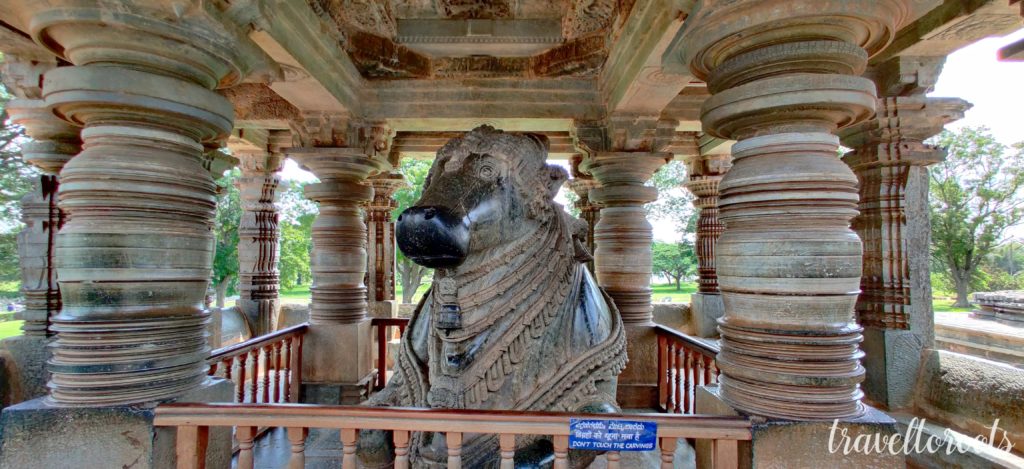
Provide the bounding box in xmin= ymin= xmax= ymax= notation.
xmin=288 ymin=147 xmax=386 ymax=403
xmin=365 ymin=172 xmax=406 ymax=318
xmin=682 ymin=152 xmax=731 ymax=338
xmin=235 ymin=150 xmax=283 ymax=335
xmin=567 ymin=154 xmax=601 ymax=273
xmin=840 ymin=75 xmax=970 ymax=409
xmin=0 ymin=59 xmax=81 ymax=403
xmin=679 ymin=0 xmax=910 ymax=421
xmin=582 ymin=151 xmax=670 ymax=407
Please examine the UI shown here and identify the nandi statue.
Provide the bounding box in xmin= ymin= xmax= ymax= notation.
xmin=358 ymin=126 xmax=627 ymax=468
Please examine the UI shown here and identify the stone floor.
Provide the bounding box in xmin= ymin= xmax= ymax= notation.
xmin=935 ymin=312 xmax=1024 ymax=367
xmin=242 ymin=427 xmax=696 ymax=468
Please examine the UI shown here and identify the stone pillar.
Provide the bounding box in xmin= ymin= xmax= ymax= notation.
xmin=678 ymin=0 xmax=910 ymax=421
xmin=581 ymin=151 xmax=670 ymax=407
xmin=288 ymin=147 xmax=386 ymax=404
xmin=0 ymin=59 xmax=80 ymax=403
xmin=839 ymin=60 xmax=970 ymax=409
xmin=567 ymin=154 xmax=601 ymax=273
xmin=235 ymin=150 xmax=283 ymax=335
xmin=365 ymin=171 xmax=406 ymax=318
xmin=682 ymin=153 xmax=731 ymax=338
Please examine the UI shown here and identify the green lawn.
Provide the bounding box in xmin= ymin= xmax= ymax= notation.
xmin=652 ymin=282 xmax=697 ymax=304
xmin=0 ymin=320 xmax=23 ymax=340
xmin=932 ymin=298 xmax=974 ymax=313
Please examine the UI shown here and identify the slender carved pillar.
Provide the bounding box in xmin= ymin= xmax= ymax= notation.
xmin=682 ymin=153 xmax=731 ymax=294
xmin=839 ymin=61 xmax=970 ymax=409
xmin=567 ymin=154 xmax=601 ymax=272
xmin=20 ymin=3 xmax=266 ymax=406
xmin=288 ymin=147 xmax=386 ymax=401
xmin=679 ymin=1 xmax=907 ymax=419
xmin=236 ymin=151 xmax=283 ymax=335
xmin=365 ymin=172 xmax=406 ymax=318
xmin=582 ymin=153 xmax=671 ymax=326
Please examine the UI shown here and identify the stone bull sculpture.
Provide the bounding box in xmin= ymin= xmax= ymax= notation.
xmin=358 ymin=126 xmax=627 ymax=468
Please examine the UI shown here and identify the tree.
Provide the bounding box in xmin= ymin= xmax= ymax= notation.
xmin=652 ymin=240 xmax=697 ymax=291
xmin=279 ymin=212 xmax=314 ymax=290
xmin=392 ymin=158 xmax=433 ymax=303
xmin=0 ymin=63 xmax=36 ymax=284
xmin=647 ymin=160 xmax=697 ymax=233
xmin=212 ymin=167 xmax=241 ymax=307
xmin=930 ymin=126 xmax=1024 ymax=307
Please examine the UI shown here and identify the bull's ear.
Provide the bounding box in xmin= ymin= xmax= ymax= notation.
xmin=545 ymin=164 xmax=568 ymax=199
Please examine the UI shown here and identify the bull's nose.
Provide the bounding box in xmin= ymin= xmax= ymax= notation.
xmin=396 ymin=206 xmax=470 ymax=269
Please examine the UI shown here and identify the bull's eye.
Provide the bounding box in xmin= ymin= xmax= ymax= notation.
xmin=477 ymin=163 xmax=497 ymax=180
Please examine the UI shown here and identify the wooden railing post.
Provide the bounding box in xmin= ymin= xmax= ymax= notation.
xmin=659 ymin=436 xmax=677 ymax=469
xmin=394 ymin=430 xmax=411 ymax=469
xmin=235 ymin=353 xmax=247 ymax=402
xmin=713 ymin=439 xmax=739 ymax=469
xmin=553 ymin=435 xmax=569 ymax=469
xmin=499 ymin=433 xmax=515 ymax=469
xmin=341 ymin=428 xmax=358 ymax=468
xmin=376 ymin=322 xmax=387 ymax=390
xmin=658 ymin=335 xmax=667 ymax=411
xmin=175 ymin=425 xmax=208 ymax=469
xmin=286 ymin=427 xmax=308 ymax=469
xmin=289 ymin=334 xmax=302 ymax=403
xmin=236 ymin=426 xmax=257 ymax=469
xmin=606 ymin=451 xmax=621 ymax=469
xmin=446 ymin=432 xmax=463 ymax=469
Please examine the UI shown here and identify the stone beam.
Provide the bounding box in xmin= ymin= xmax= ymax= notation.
xmin=236 ymin=0 xmax=364 ymax=115
xmin=220 ymin=83 xmax=302 ymax=130
xmin=600 ymin=0 xmax=697 ymax=116
xmin=872 ymin=0 xmax=1022 ymax=64
xmin=392 ymin=131 xmax=577 ymax=160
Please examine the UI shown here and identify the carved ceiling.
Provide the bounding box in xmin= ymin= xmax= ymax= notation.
xmin=307 ymin=0 xmax=626 ymax=80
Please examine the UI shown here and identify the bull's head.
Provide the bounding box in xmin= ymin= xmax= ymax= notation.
xmin=396 ymin=126 xmax=568 ymax=269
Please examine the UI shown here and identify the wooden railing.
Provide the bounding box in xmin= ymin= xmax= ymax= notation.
xmin=656 ymin=325 xmax=721 ymax=414
xmin=371 ymin=317 xmax=409 ymax=391
xmin=208 ymin=323 xmax=307 ymax=404
xmin=156 ymin=403 xmax=751 ymax=469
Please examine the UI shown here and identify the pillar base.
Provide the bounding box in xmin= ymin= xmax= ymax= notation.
xmin=0 ymin=335 xmax=51 ymax=408
xmin=695 ymin=384 xmax=904 ymax=469
xmin=368 ymin=300 xmax=398 ymax=319
xmin=0 ymin=378 xmax=232 ymax=469
xmin=300 ymin=373 xmax=376 ymax=405
xmin=301 ymin=320 xmax=374 ymax=403
xmin=690 ymin=293 xmax=724 ymax=339
xmin=861 ymin=327 xmax=923 ymax=410
xmin=616 ymin=325 xmax=658 ymax=409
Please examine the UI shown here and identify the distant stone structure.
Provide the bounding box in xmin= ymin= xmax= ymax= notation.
xmin=974 ymin=291 xmax=1024 ymax=323
xmin=362 ymin=127 xmax=627 ymax=467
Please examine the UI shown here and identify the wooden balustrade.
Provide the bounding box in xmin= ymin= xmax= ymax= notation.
xmin=155 ymin=403 xmax=751 ymax=469
xmin=371 ymin=317 xmax=409 ymax=390
xmin=208 ymin=323 xmax=307 ymax=404
xmin=656 ymin=325 xmax=721 ymax=414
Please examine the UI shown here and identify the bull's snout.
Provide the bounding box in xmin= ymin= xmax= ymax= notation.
xmin=396 ymin=206 xmax=470 ymax=269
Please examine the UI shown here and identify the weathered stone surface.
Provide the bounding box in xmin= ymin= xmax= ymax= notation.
xmin=0 ymin=379 xmax=233 ymax=469
xmin=365 ymin=172 xmax=407 ymax=316
xmin=0 ymin=336 xmax=50 ymax=410
xmin=278 ymin=303 xmax=312 ymax=329
xmin=974 ymin=291 xmax=1024 ymax=324
xmin=682 ymin=152 xmax=731 ymax=294
xmin=914 ymin=349 xmax=1024 ymax=450
xmin=674 ymin=0 xmax=912 ymax=420
xmin=567 ymin=154 xmax=601 ymax=273
xmin=689 ymin=293 xmax=723 ymax=339
xmin=366 ymin=127 xmax=626 ymax=467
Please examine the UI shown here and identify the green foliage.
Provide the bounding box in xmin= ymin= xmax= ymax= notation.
xmin=652 ymin=240 xmax=697 ymax=290
xmin=393 ymin=159 xmax=434 ymax=302
xmin=212 ymin=167 xmax=241 ymax=298
xmin=647 ymin=160 xmax=696 ymax=234
xmin=930 ymin=126 xmax=1024 ymax=307
xmin=279 ymin=212 xmax=314 ymax=291
xmin=0 ymin=74 xmax=34 ymax=227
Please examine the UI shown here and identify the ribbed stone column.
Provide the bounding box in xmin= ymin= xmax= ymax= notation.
xmin=682 ymin=154 xmax=731 ymax=294
xmin=568 ymin=154 xmax=601 ymax=272
xmin=7 ymin=98 xmax=80 ymax=336
xmin=365 ymin=172 xmax=406 ymax=317
xmin=236 ymin=150 xmax=283 ymax=335
xmin=582 ymin=153 xmax=670 ymax=325
xmin=288 ymin=147 xmax=386 ymax=400
xmin=680 ymin=0 xmax=907 ymax=419
xmin=23 ymin=4 xmax=255 ymax=405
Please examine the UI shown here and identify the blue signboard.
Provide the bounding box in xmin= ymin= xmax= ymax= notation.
xmin=568 ymin=418 xmax=658 ymax=451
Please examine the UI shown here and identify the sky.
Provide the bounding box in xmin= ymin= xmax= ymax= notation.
xmin=282 ymin=27 xmax=1024 ymax=242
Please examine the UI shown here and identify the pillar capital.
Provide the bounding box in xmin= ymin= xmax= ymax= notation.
xmin=367 ymin=171 xmax=408 ymax=211
xmin=582 ymin=151 xmax=671 ymax=207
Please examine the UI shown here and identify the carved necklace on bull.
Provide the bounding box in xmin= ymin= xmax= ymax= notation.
xmin=424 ymin=146 xmax=593 ymax=409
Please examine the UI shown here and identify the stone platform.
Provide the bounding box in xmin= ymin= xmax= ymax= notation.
xmin=935 ymin=311 xmax=1024 ymax=367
